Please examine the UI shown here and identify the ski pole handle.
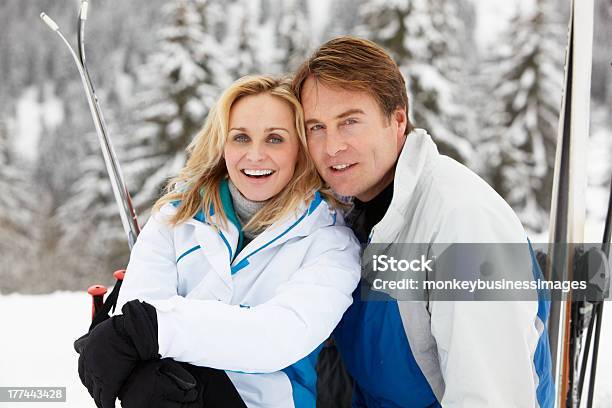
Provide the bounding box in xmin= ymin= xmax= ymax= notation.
xmin=87 ymin=284 xmax=107 ymax=319
xmin=113 ymin=269 xmax=126 ymax=281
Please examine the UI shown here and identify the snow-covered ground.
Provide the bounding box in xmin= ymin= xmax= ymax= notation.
xmin=0 ymin=292 xmax=99 ymax=407
xmin=0 ymin=290 xmax=610 ymax=407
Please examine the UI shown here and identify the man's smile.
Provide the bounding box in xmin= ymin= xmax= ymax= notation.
xmin=330 ymin=163 xmax=357 ymax=172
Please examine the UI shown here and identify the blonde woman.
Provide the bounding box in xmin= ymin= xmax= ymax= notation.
xmin=75 ymin=76 xmax=361 ymax=408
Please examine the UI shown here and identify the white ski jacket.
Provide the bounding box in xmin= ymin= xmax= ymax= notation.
xmin=116 ymin=184 xmax=361 ymax=408
xmin=334 ymin=129 xmax=553 ymax=407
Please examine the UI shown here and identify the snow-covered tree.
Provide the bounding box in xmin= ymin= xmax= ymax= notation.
xmin=51 ymin=0 xmax=172 ymax=268
xmin=593 ymin=0 xmax=612 ymax=105
xmin=478 ymin=0 xmax=564 ymax=232
xmin=34 ymin=87 xmax=128 ymax=291
xmin=222 ymin=0 xmax=268 ymax=77
xmin=0 ymin=121 xmax=35 ymax=292
xmin=324 ymin=0 xmax=366 ymax=40
xmin=55 ymin=112 xmax=126 ymax=247
xmin=0 ymin=121 xmax=31 ymax=251
xmin=356 ymin=0 xmax=475 ymax=163
xmin=274 ymin=0 xmax=311 ymax=73
xmin=124 ymin=0 xmax=229 ymax=214
xmin=217 ymin=0 xmax=312 ymax=77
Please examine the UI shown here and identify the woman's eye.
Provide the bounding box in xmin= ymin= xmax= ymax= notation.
xmin=267 ymin=135 xmax=283 ymax=144
xmin=233 ymin=134 xmax=249 ymax=143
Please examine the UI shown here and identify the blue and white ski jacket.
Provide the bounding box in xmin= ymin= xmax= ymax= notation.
xmin=116 ymin=180 xmax=361 ymax=408
xmin=334 ymin=129 xmax=554 ymax=407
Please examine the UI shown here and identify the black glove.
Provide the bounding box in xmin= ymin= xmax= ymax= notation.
xmin=75 ymin=300 xmax=160 ymax=408
xmin=181 ymin=364 xmax=247 ymax=408
xmin=119 ymin=359 xmax=248 ymax=408
xmin=119 ymin=359 xmax=199 ymax=408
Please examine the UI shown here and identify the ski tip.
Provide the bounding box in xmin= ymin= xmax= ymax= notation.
xmin=40 ymin=12 xmax=59 ymax=31
xmin=80 ymin=1 xmax=89 ymax=20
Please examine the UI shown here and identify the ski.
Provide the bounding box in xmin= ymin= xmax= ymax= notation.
xmin=575 ymin=179 xmax=611 ymax=407
xmin=40 ymin=1 xmax=140 ymax=322
xmin=545 ymin=0 xmax=594 ymax=407
xmin=40 ymin=1 xmax=140 ymax=249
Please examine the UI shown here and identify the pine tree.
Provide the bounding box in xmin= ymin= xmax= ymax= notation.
xmin=478 ymin=0 xmax=564 ymax=232
xmin=0 ymin=121 xmax=30 ymax=251
xmin=45 ymin=98 xmax=128 ymax=291
xmin=223 ymin=0 xmax=264 ymax=77
xmin=55 ymin=110 xmax=126 ymax=250
xmin=356 ymin=0 xmax=475 ymax=163
xmin=324 ymin=0 xmax=365 ymax=39
xmin=274 ymin=0 xmax=311 ymax=73
xmin=592 ymin=0 xmax=612 ymax=104
xmin=55 ymin=0 xmax=191 ymax=244
xmin=0 ymin=121 xmax=35 ymax=292
xmin=124 ymin=0 xmax=229 ymax=214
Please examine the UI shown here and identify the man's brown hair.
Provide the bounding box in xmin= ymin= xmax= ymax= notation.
xmin=292 ymin=36 xmax=415 ymax=135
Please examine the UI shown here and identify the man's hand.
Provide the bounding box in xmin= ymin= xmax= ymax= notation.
xmin=75 ymin=300 xmax=160 ymax=408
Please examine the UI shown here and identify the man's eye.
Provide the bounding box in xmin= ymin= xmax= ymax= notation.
xmin=233 ymin=134 xmax=249 ymax=143
xmin=309 ymin=124 xmax=324 ymax=132
xmin=343 ymin=118 xmax=357 ymax=126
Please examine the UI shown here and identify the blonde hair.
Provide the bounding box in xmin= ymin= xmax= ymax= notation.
xmin=153 ymin=75 xmax=336 ymax=232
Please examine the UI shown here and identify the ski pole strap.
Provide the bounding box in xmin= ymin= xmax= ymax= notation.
xmin=89 ymin=278 xmax=123 ymax=332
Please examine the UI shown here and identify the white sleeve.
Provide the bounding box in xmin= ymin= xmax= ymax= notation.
xmin=115 ymin=210 xmax=178 ymax=312
xmin=149 ymin=227 xmax=361 ymax=374
xmin=432 ymin=206 xmax=541 ymax=407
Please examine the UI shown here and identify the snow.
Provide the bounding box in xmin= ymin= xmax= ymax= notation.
xmin=306 ymin=0 xmax=331 ymax=42
xmin=475 ymin=0 xmax=536 ymax=48
xmin=584 ymin=107 xmax=612 ymax=244
xmin=14 ymin=87 xmax=42 ymax=162
xmin=13 ymin=85 xmax=65 ymax=163
xmin=0 ymin=292 xmax=99 ymax=407
xmin=0 ymin=290 xmax=610 ymax=406
xmin=41 ymin=84 xmax=65 ymax=130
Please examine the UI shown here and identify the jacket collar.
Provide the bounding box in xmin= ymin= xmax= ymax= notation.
xmin=161 ymin=185 xmax=334 ymax=270
xmin=229 ymin=190 xmax=331 ymax=272
xmin=369 ymin=128 xmax=439 ymax=243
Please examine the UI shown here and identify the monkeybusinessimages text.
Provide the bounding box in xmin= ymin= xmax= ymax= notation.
xmin=370 ymin=254 xmax=587 ymax=293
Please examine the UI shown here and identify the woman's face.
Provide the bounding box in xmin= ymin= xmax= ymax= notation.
xmin=224 ymin=93 xmax=300 ymax=202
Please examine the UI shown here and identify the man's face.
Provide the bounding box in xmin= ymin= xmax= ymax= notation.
xmin=301 ymin=77 xmax=407 ymax=201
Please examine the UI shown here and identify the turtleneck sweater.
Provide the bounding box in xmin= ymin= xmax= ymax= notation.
xmin=227 ymin=180 xmax=268 ymax=245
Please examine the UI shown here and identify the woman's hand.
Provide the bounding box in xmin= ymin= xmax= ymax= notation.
xmin=119 ymin=359 xmax=248 ymax=408
xmin=119 ymin=359 xmax=200 ymax=408
xmin=74 ymin=300 xmax=160 ymax=408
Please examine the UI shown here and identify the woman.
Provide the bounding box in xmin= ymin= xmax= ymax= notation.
xmin=76 ymin=76 xmax=361 ymax=408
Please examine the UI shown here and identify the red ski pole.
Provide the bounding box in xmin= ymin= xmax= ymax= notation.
xmin=87 ymin=285 xmax=107 ymax=319
xmin=86 ymin=270 xmax=126 ymax=318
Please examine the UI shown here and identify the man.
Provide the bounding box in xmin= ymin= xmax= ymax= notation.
xmin=292 ymin=36 xmax=553 ymax=407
